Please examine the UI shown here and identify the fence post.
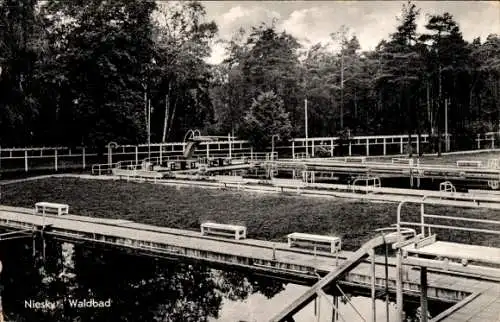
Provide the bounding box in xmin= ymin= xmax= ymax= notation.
xmin=159 ymin=144 xmax=163 ymax=164
xmin=206 ymin=143 xmax=210 ymax=159
xmin=492 ymin=135 xmax=495 ymax=149
xmin=416 ymin=135 xmax=420 ymax=155
xmin=330 ymin=139 xmax=334 ymax=157
xmin=477 ymin=134 xmax=480 ymax=149
xmin=383 ymin=138 xmax=387 ymax=155
xmin=24 ymin=150 xmax=28 ymax=172
xmin=292 ymin=141 xmax=295 ymax=159
xmin=365 ymin=139 xmax=370 ymax=156
xmin=135 ymin=146 xmax=138 ymax=164
xmin=400 ymin=137 xmax=404 ymax=154
xmin=82 ymin=147 xmax=86 ymax=169
xmin=54 ymin=149 xmax=58 ymax=171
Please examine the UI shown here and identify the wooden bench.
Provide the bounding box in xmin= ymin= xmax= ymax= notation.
xmin=287 ymin=232 xmax=341 ymax=254
xmin=392 ymin=158 xmax=414 ymax=166
xmin=214 ymin=175 xmax=246 ymax=189
xmin=456 ymin=160 xmax=483 ymax=168
xmin=271 ymin=178 xmax=306 ymax=193
xmin=35 ymin=202 xmax=69 ymax=216
xmin=343 ymin=157 xmax=366 ymax=163
xmin=201 ymin=222 xmax=247 ymax=240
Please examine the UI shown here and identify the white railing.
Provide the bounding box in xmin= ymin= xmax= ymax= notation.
xmin=91 ymin=163 xmax=119 ymax=175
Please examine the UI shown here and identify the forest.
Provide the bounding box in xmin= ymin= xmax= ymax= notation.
xmin=0 ymin=0 xmax=498 ymax=150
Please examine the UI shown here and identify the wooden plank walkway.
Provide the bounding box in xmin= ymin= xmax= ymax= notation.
xmin=0 ymin=206 xmax=497 ymax=303
xmin=434 ymin=284 xmax=500 ymax=322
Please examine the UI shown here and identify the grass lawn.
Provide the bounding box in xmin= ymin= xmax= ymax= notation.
xmin=1 ymin=177 xmax=499 ymax=250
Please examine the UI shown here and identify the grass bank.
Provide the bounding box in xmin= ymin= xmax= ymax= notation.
xmin=1 ymin=177 xmax=498 ymax=250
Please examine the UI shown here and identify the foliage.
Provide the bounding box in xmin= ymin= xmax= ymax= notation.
xmin=241 ymin=91 xmax=292 ymax=150
xmin=0 ymin=0 xmax=498 ymax=151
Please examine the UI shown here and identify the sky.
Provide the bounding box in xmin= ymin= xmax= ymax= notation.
xmin=199 ymin=1 xmax=500 ymax=64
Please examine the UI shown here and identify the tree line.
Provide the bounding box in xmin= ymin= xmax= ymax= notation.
xmin=0 ymin=0 xmax=498 ymax=151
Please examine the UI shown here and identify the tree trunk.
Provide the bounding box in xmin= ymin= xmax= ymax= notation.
xmin=162 ymin=82 xmax=172 ymax=143
xmin=166 ymin=95 xmax=179 ymax=141
xmin=162 ymin=93 xmax=169 ymax=143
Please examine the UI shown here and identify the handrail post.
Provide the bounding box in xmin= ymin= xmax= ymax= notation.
xmin=396 ymin=200 xmax=409 ymax=322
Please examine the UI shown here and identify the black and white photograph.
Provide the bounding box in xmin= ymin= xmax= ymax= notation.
xmin=0 ymin=0 xmax=499 ymax=321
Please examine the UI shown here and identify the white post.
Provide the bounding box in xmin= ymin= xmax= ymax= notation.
xmin=383 ymin=138 xmax=387 ymax=155
xmin=366 ymin=139 xmax=370 ymax=156
xmin=206 ymin=143 xmax=210 ymax=159
xmin=148 ymin=99 xmax=151 ymax=160
xmin=82 ymin=147 xmax=86 ymax=169
xmin=305 ymin=98 xmax=308 ymax=158
xmin=400 ymin=138 xmax=404 ymax=154
xmin=159 ymin=144 xmax=163 ymax=164
xmin=54 ymin=149 xmax=58 ymax=171
xmin=417 ymin=135 xmax=420 ymax=155
xmin=311 ymin=140 xmax=315 ymax=157
xmin=349 ymin=141 xmax=352 ymax=156
xmin=135 ymin=146 xmax=138 ymax=164
xmin=24 ymin=150 xmax=28 ymax=172
xmin=445 ymin=98 xmax=449 ymax=152
xmin=228 ymin=133 xmax=232 ymax=158
xmin=292 ymin=141 xmax=295 ymax=159
xmin=107 ymin=146 xmax=112 ymax=166
xmin=330 ymin=139 xmax=334 ymax=157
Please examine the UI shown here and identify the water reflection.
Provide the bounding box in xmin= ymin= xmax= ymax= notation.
xmin=0 ymin=237 xmax=427 ymax=321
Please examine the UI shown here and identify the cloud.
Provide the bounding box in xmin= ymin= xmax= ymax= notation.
xmin=216 ymin=6 xmax=281 ymax=40
xmin=205 ymin=1 xmax=499 ymax=64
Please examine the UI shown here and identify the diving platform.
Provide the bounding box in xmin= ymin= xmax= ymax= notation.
xmin=404 ymin=241 xmax=500 ymax=266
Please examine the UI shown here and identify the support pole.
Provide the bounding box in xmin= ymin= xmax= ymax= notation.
xmin=292 ymin=141 xmax=295 ymax=159
xmin=396 ymin=249 xmax=404 ymax=321
xmin=383 ymin=138 xmax=386 ymax=155
xmin=135 ymin=146 xmax=139 ymax=165
xmin=420 ymin=267 xmax=428 ymax=322
xmin=332 ymin=296 xmax=338 ymax=322
xmin=370 ymin=249 xmax=376 ymax=322
xmin=384 ymin=242 xmax=390 ymax=322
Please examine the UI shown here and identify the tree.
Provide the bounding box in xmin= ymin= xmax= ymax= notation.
xmin=40 ymin=0 xmax=157 ymax=147
xmin=241 ymin=91 xmax=292 ymax=150
xmin=379 ymin=1 xmax=423 ymax=156
xmin=420 ymin=12 xmax=470 ymax=153
xmin=0 ymin=0 xmax=41 ymax=146
xmin=151 ymin=1 xmax=218 ymax=142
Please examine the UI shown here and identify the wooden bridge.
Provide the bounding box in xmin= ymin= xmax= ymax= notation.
xmin=0 ymin=200 xmax=499 ymax=321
